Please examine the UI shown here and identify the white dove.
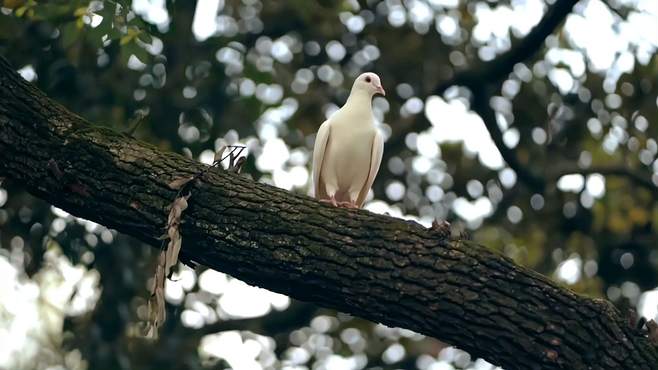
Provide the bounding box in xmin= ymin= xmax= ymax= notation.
xmin=312 ymin=72 xmax=385 ymax=208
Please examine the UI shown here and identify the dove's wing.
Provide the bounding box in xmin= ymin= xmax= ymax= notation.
xmin=356 ymin=130 xmax=383 ymax=207
xmin=312 ymin=120 xmax=331 ymax=198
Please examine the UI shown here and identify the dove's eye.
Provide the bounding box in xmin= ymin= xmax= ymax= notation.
xmin=365 ymin=76 xmax=371 ymax=83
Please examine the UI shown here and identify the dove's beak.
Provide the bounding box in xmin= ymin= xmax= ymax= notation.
xmin=375 ymin=85 xmax=386 ymax=96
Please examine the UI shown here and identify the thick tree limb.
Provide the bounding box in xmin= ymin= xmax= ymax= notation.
xmin=1 ymin=56 xmax=657 ymax=369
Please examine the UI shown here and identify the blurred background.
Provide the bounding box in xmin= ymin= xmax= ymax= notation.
xmin=0 ymin=0 xmax=657 ymax=369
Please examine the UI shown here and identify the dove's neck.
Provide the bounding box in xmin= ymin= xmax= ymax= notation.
xmin=343 ymin=89 xmax=374 ymax=115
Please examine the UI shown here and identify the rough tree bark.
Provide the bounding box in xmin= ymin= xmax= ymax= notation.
xmin=0 ymin=56 xmax=656 ymax=370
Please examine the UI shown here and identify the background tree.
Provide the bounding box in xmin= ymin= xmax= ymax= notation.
xmin=0 ymin=0 xmax=657 ymax=369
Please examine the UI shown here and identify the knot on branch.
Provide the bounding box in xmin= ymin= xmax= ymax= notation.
xmin=430 ymin=219 xmax=451 ymax=239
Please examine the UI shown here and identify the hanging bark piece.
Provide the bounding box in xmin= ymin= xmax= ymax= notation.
xmin=145 ymin=193 xmax=190 ymax=338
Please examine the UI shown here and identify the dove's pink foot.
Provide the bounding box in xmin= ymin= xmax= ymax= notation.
xmin=338 ymin=200 xmax=359 ymax=209
xmin=320 ymin=196 xmax=338 ymax=207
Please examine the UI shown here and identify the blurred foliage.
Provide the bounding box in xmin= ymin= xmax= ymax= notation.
xmin=0 ymin=0 xmax=657 ymax=369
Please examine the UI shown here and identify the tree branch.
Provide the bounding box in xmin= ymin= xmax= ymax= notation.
xmin=182 ymin=301 xmax=318 ymax=338
xmin=549 ymin=165 xmax=658 ymax=196
xmin=434 ymin=0 xmax=580 ymax=96
xmin=1 ymin=55 xmax=657 ymax=369
xmin=471 ymin=86 xmax=547 ymax=192
xmin=386 ymin=0 xmax=581 ymax=192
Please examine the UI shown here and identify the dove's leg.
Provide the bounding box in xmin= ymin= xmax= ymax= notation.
xmin=337 ymin=200 xmax=358 ymax=208
xmin=321 ymin=183 xmax=339 ymax=207
xmin=320 ymin=196 xmax=338 ymax=207
xmin=339 ymin=188 xmax=362 ymax=209
xmin=335 ymin=197 xmax=359 ymax=208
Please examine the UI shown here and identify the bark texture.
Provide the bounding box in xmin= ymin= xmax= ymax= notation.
xmin=0 ymin=55 xmax=656 ymax=370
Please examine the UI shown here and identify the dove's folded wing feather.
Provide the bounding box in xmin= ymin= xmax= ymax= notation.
xmin=356 ymin=130 xmax=384 ymax=207
xmin=312 ymin=120 xmax=331 ymax=198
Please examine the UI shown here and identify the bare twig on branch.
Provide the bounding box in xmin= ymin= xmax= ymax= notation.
xmin=123 ymin=109 xmax=149 ymax=137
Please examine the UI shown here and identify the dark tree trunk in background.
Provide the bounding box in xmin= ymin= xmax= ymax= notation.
xmin=1 ymin=56 xmax=656 ymax=370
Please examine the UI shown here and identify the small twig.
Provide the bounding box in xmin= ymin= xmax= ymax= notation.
xmin=123 ymin=109 xmax=148 ymax=137
xmin=545 ymin=104 xmax=562 ymax=146
xmin=601 ymin=1 xmax=627 ymax=21
xmin=167 ymin=145 xmax=247 ymax=191
xmin=230 ymin=156 xmax=247 ymax=173
xmin=213 ymin=145 xmax=227 ymax=164
xmin=229 ymin=149 xmax=237 ymax=168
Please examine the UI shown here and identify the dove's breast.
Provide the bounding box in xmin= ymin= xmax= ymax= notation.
xmin=321 ymin=110 xmax=376 ymax=199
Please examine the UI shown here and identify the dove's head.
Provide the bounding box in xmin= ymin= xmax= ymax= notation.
xmin=352 ymin=72 xmax=385 ymax=97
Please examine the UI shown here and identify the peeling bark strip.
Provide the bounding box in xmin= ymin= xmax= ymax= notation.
xmin=0 ymin=56 xmax=656 ymax=370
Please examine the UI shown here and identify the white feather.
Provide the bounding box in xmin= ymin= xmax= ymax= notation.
xmin=356 ymin=130 xmax=384 ymax=207
xmin=312 ymin=120 xmax=331 ymax=199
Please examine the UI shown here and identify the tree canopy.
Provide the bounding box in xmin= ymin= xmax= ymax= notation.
xmin=0 ymin=0 xmax=657 ymax=369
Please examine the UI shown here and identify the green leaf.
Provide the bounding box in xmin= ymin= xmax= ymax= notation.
xmin=120 ymin=41 xmax=150 ymax=66
xmin=85 ymin=27 xmax=105 ymax=49
xmin=119 ymin=34 xmax=132 ymax=45
xmin=93 ymin=16 xmax=112 ymax=37
xmin=73 ymin=6 xmax=88 ymax=17
xmin=120 ymin=27 xmax=140 ymax=45
xmin=137 ymin=32 xmax=152 ymax=44
xmin=96 ymin=1 xmax=117 ymax=19
xmin=2 ymin=0 xmax=26 ymax=10
xmin=32 ymin=3 xmax=71 ymax=20
xmin=108 ymin=28 xmax=122 ymax=40
xmin=60 ymin=21 xmax=79 ymax=49
xmin=15 ymin=6 xmax=28 ymax=17
xmin=131 ymin=43 xmax=150 ymax=64
xmin=0 ymin=14 xmax=20 ymax=39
